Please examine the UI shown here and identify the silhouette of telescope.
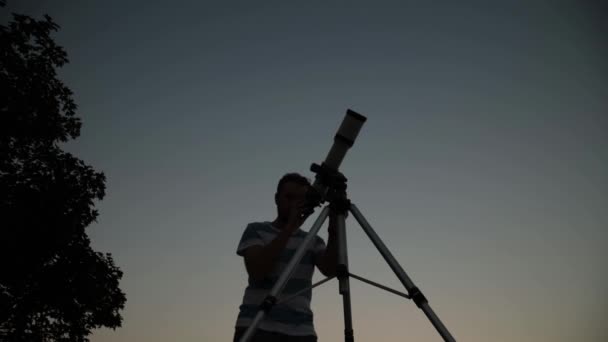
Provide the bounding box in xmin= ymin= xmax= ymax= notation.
xmin=305 ymin=109 xmax=367 ymax=210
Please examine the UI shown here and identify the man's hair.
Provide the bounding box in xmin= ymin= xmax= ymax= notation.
xmin=276 ymin=173 xmax=311 ymax=195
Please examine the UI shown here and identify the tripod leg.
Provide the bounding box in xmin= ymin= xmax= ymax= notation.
xmin=349 ymin=204 xmax=456 ymax=342
xmin=336 ymin=213 xmax=355 ymax=342
xmin=238 ymin=206 xmax=331 ymax=342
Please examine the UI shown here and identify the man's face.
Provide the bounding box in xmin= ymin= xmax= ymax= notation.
xmin=275 ymin=182 xmax=309 ymax=220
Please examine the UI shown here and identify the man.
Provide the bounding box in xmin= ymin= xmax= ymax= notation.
xmin=233 ymin=173 xmax=339 ymax=342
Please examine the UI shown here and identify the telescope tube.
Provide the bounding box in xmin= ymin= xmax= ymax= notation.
xmin=322 ymin=109 xmax=367 ymax=170
xmin=309 ymin=109 xmax=366 ymax=201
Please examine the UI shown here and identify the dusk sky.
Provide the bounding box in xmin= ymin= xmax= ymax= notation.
xmin=3 ymin=1 xmax=607 ymax=341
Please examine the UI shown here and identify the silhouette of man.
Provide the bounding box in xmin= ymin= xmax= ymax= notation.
xmin=233 ymin=173 xmax=338 ymax=342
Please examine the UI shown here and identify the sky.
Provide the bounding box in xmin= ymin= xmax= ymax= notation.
xmin=3 ymin=1 xmax=607 ymax=341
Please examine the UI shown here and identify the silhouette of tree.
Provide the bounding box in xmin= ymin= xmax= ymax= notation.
xmin=0 ymin=4 xmax=126 ymax=341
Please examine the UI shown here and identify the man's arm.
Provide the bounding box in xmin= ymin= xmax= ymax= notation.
xmin=243 ymin=225 xmax=295 ymax=281
xmin=244 ymin=199 xmax=310 ymax=281
xmin=316 ymin=214 xmax=339 ymax=277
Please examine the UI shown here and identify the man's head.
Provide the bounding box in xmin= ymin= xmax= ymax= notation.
xmin=275 ymin=173 xmax=311 ymax=222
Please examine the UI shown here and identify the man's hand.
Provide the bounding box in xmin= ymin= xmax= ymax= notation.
xmin=285 ymin=200 xmax=309 ymax=233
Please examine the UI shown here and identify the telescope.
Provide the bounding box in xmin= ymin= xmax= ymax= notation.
xmin=303 ymin=109 xmax=367 ymax=216
xmin=238 ymin=109 xmax=456 ymax=342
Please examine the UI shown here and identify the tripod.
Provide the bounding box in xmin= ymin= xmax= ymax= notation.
xmin=238 ymin=169 xmax=456 ymax=342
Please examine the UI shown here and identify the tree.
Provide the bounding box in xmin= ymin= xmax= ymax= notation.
xmin=0 ymin=4 xmax=126 ymax=341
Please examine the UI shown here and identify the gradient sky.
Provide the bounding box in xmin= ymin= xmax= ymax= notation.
xmin=3 ymin=1 xmax=607 ymax=341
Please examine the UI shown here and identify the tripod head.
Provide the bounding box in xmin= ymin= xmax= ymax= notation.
xmin=303 ymin=163 xmax=350 ymax=217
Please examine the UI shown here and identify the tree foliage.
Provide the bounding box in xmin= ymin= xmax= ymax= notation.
xmin=1 ymin=6 xmax=126 ymax=342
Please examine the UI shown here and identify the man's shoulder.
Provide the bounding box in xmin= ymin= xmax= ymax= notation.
xmin=237 ymin=222 xmax=276 ymax=255
xmin=246 ymin=221 xmax=276 ymax=234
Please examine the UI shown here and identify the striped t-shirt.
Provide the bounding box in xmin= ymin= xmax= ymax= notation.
xmin=235 ymin=221 xmax=326 ymax=336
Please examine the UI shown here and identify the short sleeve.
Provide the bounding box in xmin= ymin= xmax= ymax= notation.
xmin=236 ymin=223 xmax=265 ymax=256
